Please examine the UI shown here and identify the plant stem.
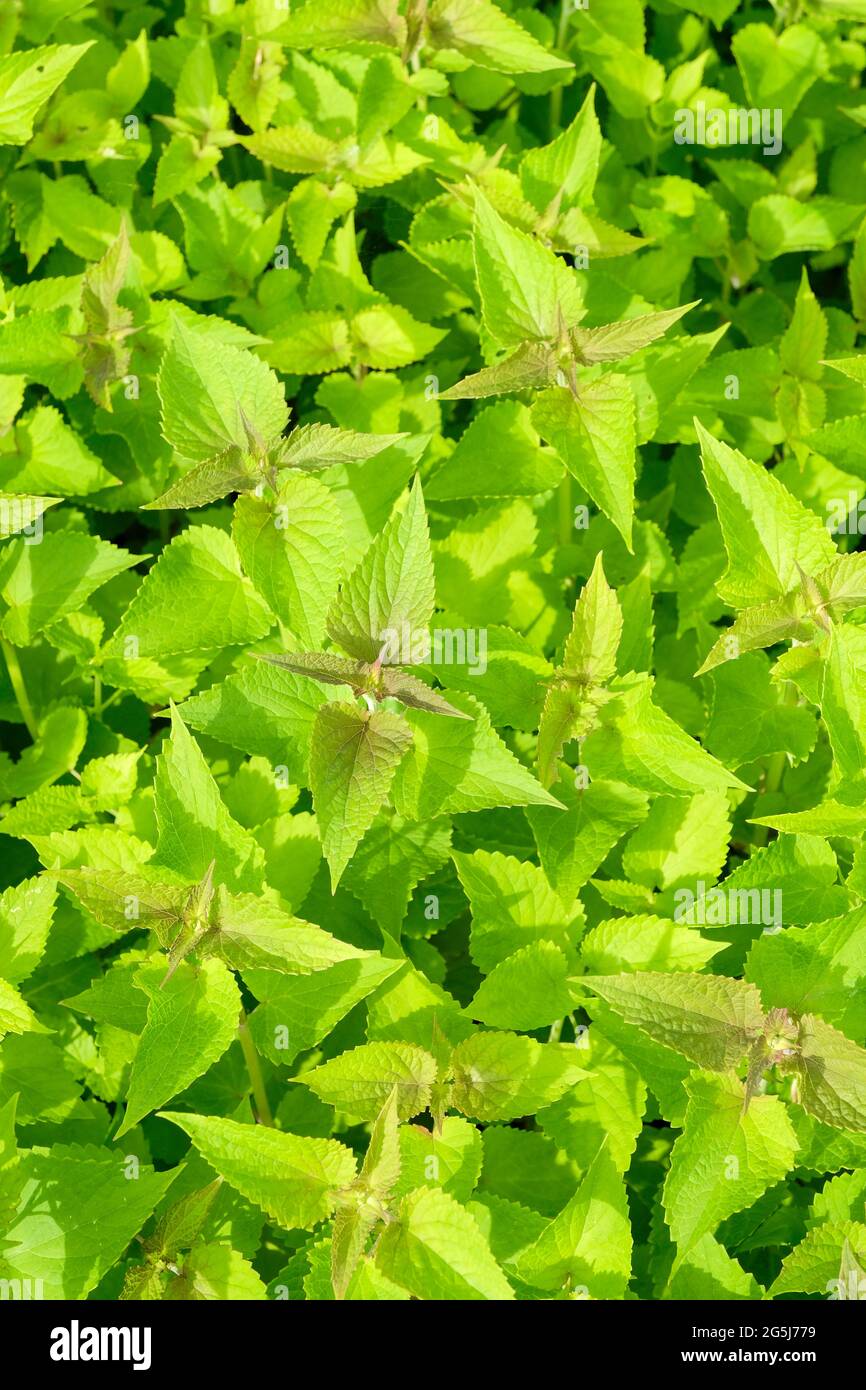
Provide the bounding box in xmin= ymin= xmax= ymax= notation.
xmin=754 ymin=682 xmax=795 ymax=846
xmin=549 ymin=0 xmax=571 ymax=138
xmin=1 ymin=636 xmax=38 ymax=739
xmin=557 ymin=472 xmax=573 ymax=546
xmin=93 ymin=673 xmax=103 ymax=718
xmin=238 ymin=1011 xmax=273 ymax=1126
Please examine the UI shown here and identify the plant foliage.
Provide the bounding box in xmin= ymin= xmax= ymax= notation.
xmin=1 ymin=0 xmax=866 ymax=1305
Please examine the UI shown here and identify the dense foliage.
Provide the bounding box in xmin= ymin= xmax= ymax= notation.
xmin=2 ymin=0 xmax=866 ymax=1304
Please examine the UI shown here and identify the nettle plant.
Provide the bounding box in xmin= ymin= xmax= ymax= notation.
xmin=3 ymin=0 xmax=866 ymax=1307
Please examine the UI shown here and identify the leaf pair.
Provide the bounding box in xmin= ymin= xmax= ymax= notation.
xmin=579 ymin=970 xmax=866 ymax=1133
xmin=257 ymin=479 xmax=472 ymax=886
xmin=150 ymin=316 xmax=401 ymax=510
xmin=296 ymin=1032 xmax=587 ymax=1128
xmin=537 ymin=553 xmax=621 ymax=786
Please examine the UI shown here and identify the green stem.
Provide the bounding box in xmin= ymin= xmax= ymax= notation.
xmin=107 ymin=1102 xmax=126 ymax=1143
xmin=754 ymin=682 xmax=795 ymax=846
xmin=548 ymin=0 xmax=570 ymax=138
xmin=238 ymin=1011 xmax=273 ymax=1126
xmin=1 ymin=637 xmax=38 ymax=739
xmin=93 ymin=673 xmax=103 ymax=719
xmin=557 ymin=472 xmax=573 ymax=547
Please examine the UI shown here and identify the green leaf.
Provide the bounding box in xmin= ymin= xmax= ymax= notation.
xmin=796 ymin=1013 xmax=866 ymax=1133
xmin=452 ymin=848 xmax=584 ymax=973
xmin=142 ymin=449 xmax=260 ymax=512
xmin=0 ymin=875 xmax=56 ymax=984
xmin=331 ymin=1085 xmax=401 ymax=1299
xmin=0 ymin=1034 xmax=81 ymax=1124
xmin=705 ymin=651 xmax=817 ymax=763
xmin=771 ymin=1220 xmax=866 ymax=1297
xmin=467 ymin=942 xmax=574 ymax=1031
xmin=665 ymin=1233 xmax=763 ymax=1301
xmin=1 ymin=1145 xmax=175 ymax=1299
xmin=207 ymin=888 xmax=372 ymax=976
xmin=472 ymin=192 xmax=584 ymax=350
xmin=746 ymin=904 xmax=866 ymax=1040
xmin=234 ymin=473 xmax=343 ymax=649
xmin=394 ymin=1116 xmax=482 ymax=1203
xmin=159 ymin=1111 xmax=356 ymax=1231
xmin=0 ymin=977 xmax=44 ymax=1039
xmin=663 ymin=1071 xmax=798 ymax=1258
xmin=341 ymin=810 xmax=453 ymax=934
xmin=527 ymin=776 xmax=648 ymax=902
xmin=299 ymin=1041 xmax=438 ymax=1122
xmin=780 ymin=269 xmax=826 ymax=382
xmin=309 ymin=701 xmax=413 ymax=888
xmin=375 ymin=1186 xmax=515 ymax=1299
xmin=513 ymin=1142 xmax=632 ymax=1296
xmin=351 ymin=304 xmax=444 ymax=369
xmin=54 ymin=869 xmax=186 ymax=942
xmin=103 ymin=526 xmax=273 ymax=661
xmin=450 ymin=1032 xmax=587 ymax=1122
xmin=0 ymin=42 xmax=92 ymax=145
xmin=579 ymin=972 xmax=766 ymax=1071
xmin=273 ymin=0 xmax=406 ymax=53
xmin=533 ymin=379 xmax=636 ymax=549
xmin=427 ymin=0 xmax=571 ymax=75
xmin=378 ymin=668 xmax=471 ymax=719
xmin=0 ymin=308 xmax=83 ymax=397
xmin=749 ymin=196 xmax=865 ymax=259
xmin=228 ymin=38 xmax=283 ymax=133
xmin=621 ymin=792 xmax=731 ymax=892
xmin=570 ymin=303 xmax=697 ymax=367
xmin=439 ymin=340 xmax=559 ymax=400
xmin=176 ymin=659 xmax=329 ymax=784
xmin=731 ymin=22 xmax=825 ymax=121
xmin=819 ymin=624 xmax=866 ymax=780
xmin=170 ymin=1243 xmax=267 ymax=1301
xmin=538 ymin=1029 xmax=647 ymax=1172
xmin=0 ymin=532 xmax=136 ymax=645
xmin=245 ymin=954 xmax=400 ymax=1065
xmin=117 ymin=958 xmax=240 ymax=1136
xmin=158 ymin=316 xmax=288 ymax=464
xmin=2 ymin=405 xmax=118 ymax=495
xmin=151 ymin=707 xmax=265 ymax=893
xmin=426 ymin=401 xmax=562 ymax=501
xmin=580 ymin=915 xmax=725 ymax=974
xmin=327 ymin=478 xmax=435 ymax=663
xmin=695 ymin=419 xmax=836 ymax=607
xmin=521 ymin=85 xmax=601 ymax=213
xmin=0 ymin=1094 xmax=22 ymax=1232
xmin=0 ymin=494 xmax=59 ymax=538
xmin=583 ymin=673 xmax=748 ymax=795
xmin=575 ymin=0 xmax=664 ymax=119
xmin=278 ymin=424 xmax=405 ymax=472
xmin=538 ymin=553 xmax=622 ymax=785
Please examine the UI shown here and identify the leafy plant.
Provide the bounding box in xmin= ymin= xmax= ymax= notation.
xmin=2 ymin=0 xmax=866 ymax=1306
